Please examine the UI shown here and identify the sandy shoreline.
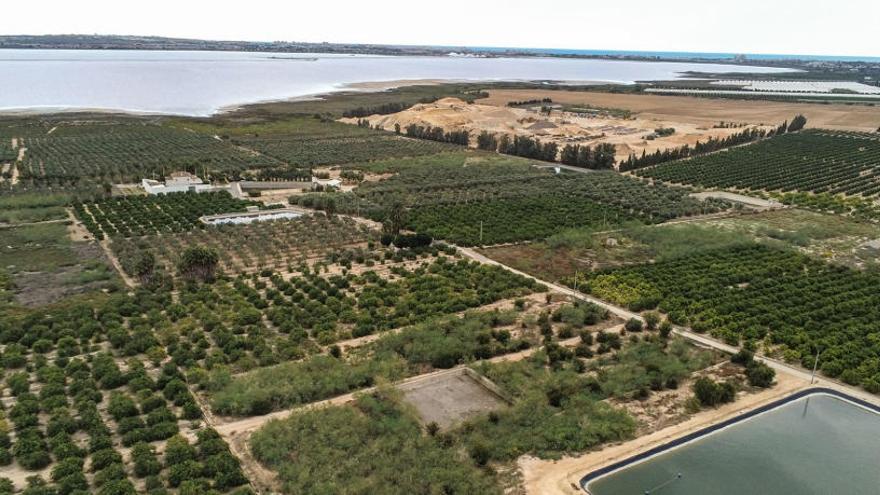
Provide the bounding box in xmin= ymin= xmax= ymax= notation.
xmin=0 ymin=78 xmax=620 ymax=118
xmin=213 ymin=78 xmax=618 ymax=115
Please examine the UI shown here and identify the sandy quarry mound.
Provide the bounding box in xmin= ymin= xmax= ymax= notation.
xmin=345 ymin=98 xmax=525 ymax=134
xmin=338 ymin=94 xmax=777 ymax=163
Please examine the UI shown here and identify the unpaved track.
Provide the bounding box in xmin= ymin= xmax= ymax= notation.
xmin=453 ymin=244 xmax=880 ymax=494
xmin=205 ymin=237 xmax=877 ymax=495
xmin=212 ymin=328 xmax=613 ymax=437
xmin=456 ymin=245 xmax=880 ymax=405
xmin=10 ymin=145 xmax=24 ymax=185
xmin=64 ymin=204 xmax=138 ymax=288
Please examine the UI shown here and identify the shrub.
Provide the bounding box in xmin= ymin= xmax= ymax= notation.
xmin=90 ymin=448 xmax=123 ymax=472
xmin=94 ymin=462 xmax=127 ymax=486
xmin=178 ymin=247 xmax=220 ymax=282
xmin=745 ymin=362 xmax=775 ymax=388
xmin=165 ymin=435 xmax=197 ymax=466
xmin=107 ymin=392 xmax=140 ymax=420
xmin=643 ymin=312 xmax=661 ymax=331
xmin=624 ymin=318 xmax=644 ymax=333
xmin=12 ymin=429 xmax=51 ymax=470
xmin=692 ymin=377 xmax=736 ymax=407
xmin=204 ymin=452 xmax=248 ymax=489
xmin=167 ymin=460 xmax=204 ymax=487
xmin=731 ymin=349 xmax=754 ymax=366
xmin=131 ymin=443 xmax=162 ymax=478
xmin=96 ymin=479 xmax=137 ymax=495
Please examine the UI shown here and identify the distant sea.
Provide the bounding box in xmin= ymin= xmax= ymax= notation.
xmin=0 ymin=49 xmax=792 ymax=116
xmin=462 ymin=46 xmax=880 ymax=63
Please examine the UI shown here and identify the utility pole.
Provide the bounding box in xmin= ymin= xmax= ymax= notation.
xmin=479 ymin=221 xmax=483 ymax=244
xmin=573 ymin=269 xmax=579 ymax=292
xmin=810 ymin=348 xmax=821 ymax=385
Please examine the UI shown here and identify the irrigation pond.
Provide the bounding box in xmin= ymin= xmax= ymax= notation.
xmin=584 ymin=390 xmax=880 ymax=495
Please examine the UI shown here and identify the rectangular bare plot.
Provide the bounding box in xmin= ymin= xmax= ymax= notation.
xmin=400 ymin=368 xmax=507 ymax=430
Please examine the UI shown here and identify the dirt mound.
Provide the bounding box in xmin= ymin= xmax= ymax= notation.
xmin=339 ymin=96 xmax=775 ymax=163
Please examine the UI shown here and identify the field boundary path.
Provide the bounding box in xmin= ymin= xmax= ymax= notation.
xmin=65 ymin=207 xmax=139 ymax=288
xmin=10 ymin=143 xmax=25 ymax=185
xmin=212 ymin=327 xmax=621 ymax=494
xmin=212 ymin=326 xmax=617 ymax=437
xmin=457 ymin=246 xmax=880 ymax=404
xmin=455 ymin=245 xmax=880 ymax=406
xmin=455 ymin=245 xmax=880 ymax=495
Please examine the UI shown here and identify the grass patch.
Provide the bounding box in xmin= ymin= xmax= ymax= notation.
xmin=207 ymin=309 xmax=539 ymax=416
xmin=0 ymin=223 xmax=78 ymax=272
xmin=0 ymin=206 xmax=67 ymax=224
xmin=251 ymin=391 xmax=502 ymax=495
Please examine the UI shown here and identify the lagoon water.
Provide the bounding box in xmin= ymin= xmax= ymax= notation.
xmin=0 ymin=49 xmax=791 ymax=116
xmin=586 ymin=394 xmax=880 ymax=495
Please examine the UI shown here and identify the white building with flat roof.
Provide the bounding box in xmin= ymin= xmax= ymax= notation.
xmin=142 ymin=172 xmax=224 ymax=195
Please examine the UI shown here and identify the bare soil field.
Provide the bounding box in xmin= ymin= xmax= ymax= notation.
xmin=398 ymin=368 xmax=508 ymax=430
xmin=344 ymin=97 xmax=774 ymax=161
xmin=479 ymin=90 xmax=880 ymax=132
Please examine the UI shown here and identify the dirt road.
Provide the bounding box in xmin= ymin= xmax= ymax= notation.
xmin=454 ymin=245 xmax=880 ymax=494
xmin=456 ymin=245 xmax=880 ymax=406
xmin=212 ymin=320 xmax=625 ymax=438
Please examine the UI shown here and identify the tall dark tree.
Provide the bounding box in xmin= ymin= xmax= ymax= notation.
xmin=476 ymin=131 xmax=498 ymax=151
xmin=177 ymin=247 xmax=219 ymax=283
xmin=382 ymin=201 xmax=407 ymax=237
xmin=788 ymin=114 xmax=808 ymax=133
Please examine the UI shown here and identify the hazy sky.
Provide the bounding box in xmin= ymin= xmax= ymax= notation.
xmin=8 ymin=0 xmax=880 ymax=57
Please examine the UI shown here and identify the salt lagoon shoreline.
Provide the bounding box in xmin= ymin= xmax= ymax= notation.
xmin=0 ymin=49 xmax=793 ymax=117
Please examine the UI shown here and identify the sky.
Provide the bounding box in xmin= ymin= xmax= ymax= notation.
xmin=7 ymin=0 xmax=880 ymax=57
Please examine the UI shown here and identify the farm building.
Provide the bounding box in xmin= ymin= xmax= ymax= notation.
xmin=142 ymin=172 xmax=323 ymax=196
xmin=141 ymin=172 xmax=224 ymax=195
xmin=313 ymin=177 xmax=342 ymax=188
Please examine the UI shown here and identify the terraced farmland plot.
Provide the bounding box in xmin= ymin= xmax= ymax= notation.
xmin=74 ymin=191 xmax=259 ymax=238
xmin=0 ymin=141 xmax=16 ymax=163
xmin=112 ymin=214 xmax=376 ymax=275
xmin=129 ymin=250 xmax=541 ymax=379
xmin=0 ymin=293 xmax=251 ymax=494
xmin=575 ymin=244 xmax=880 ymax=392
xmin=407 ymin=194 xmax=637 ymax=246
xmin=300 ymin=166 xmax=728 ymax=245
xmin=18 ymin=123 xmax=278 ymax=186
xmin=636 ymin=130 xmax=880 ymax=197
xmin=237 ymin=134 xmax=457 ymax=167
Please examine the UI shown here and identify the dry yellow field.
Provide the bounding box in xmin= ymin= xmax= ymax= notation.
xmin=479 ymin=89 xmax=880 ymax=132
xmin=343 ymin=97 xmax=772 ymax=161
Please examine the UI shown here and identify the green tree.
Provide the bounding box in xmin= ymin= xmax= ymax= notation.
xmin=382 ymin=201 xmax=407 ymax=237
xmin=178 ymin=247 xmax=219 ymax=282
xmin=788 ymin=114 xmax=808 ymax=132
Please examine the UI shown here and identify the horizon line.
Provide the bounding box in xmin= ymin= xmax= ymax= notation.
xmin=1 ymin=33 xmax=878 ymax=62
